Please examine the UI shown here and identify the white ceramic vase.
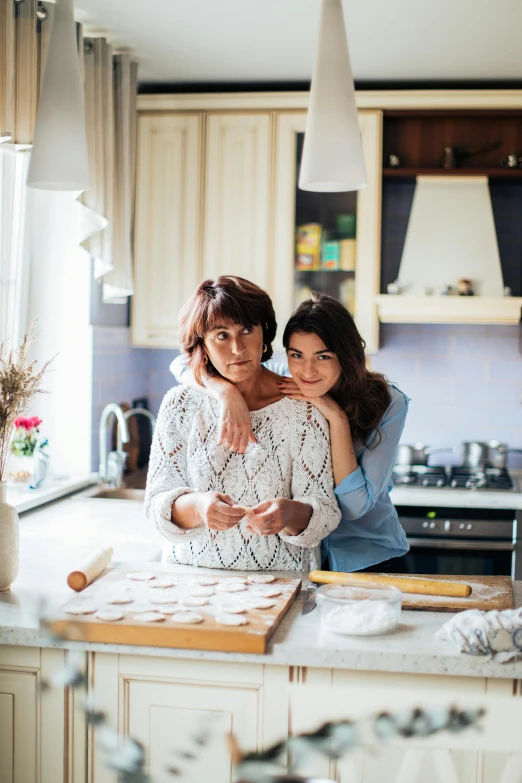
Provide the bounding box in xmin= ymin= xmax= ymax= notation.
xmin=0 ymin=481 xmax=19 ymax=591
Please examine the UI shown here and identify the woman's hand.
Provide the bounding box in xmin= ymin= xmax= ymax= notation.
xmin=195 ymin=492 xmax=246 ymax=531
xmin=277 ymin=377 xmax=346 ymax=424
xmin=244 ymin=498 xmax=312 ymax=537
xmin=172 ymin=491 xmax=245 ymax=531
xmin=216 ymin=386 xmax=256 ymax=454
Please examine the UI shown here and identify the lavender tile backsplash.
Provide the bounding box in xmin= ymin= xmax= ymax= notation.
xmin=92 ymin=322 xmax=522 ymax=471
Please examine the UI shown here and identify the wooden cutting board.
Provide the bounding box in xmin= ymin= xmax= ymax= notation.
xmin=46 ymin=569 xmax=301 ymax=654
xmin=400 ymin=574 xmax=514 ymax=613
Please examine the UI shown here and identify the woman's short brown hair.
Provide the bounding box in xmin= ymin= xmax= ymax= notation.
xmin=178 ymin=276 xmax=277 ymax=384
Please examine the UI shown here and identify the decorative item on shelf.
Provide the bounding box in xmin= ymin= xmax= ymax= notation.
xmin=440 ymin=284 xmax=454 ymax=296
xmin=458 ymin=278 xmax=474 ymax=296
xmin=321 ymin=240 xmax=341 ymax=270
xmin=504 ymin=286 xmax=513 ymax=297
xmin=422 ymin=286 xmax=434 ymax=296
xmin=339 ymin=277 xmax=355 ymax=314
xmin=27 ymin=0 xmax=89 ymax=190
xmin=0 ymin=323 xmax=52 ymax=591
xmin=442 ymin=141 xmax=501 ymax=169
xmin=299 ymin=0 xmax=366 ymax=192
xmin=7 ymin=416 xmax=44 ymax=483
xmin=388 ymin=154 xmax=401 ymax=168
xmin=335 ymin=213 xmax=356 ymax=271
xmin=340 ymin=239 xmax=356 ymax=271
xmin=296 ymin=223 xmax=322 ymax=270
xmin=500 ymin=152 xmax=522 ymax=169
xmin=386 ymin=279 xmax=402 ymax=295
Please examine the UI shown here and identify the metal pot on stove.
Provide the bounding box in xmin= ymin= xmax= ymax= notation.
xmin=396 ymin=443 xmax=454 ymax=467
xmin=460 ymin=441 xmax=522 ymax=469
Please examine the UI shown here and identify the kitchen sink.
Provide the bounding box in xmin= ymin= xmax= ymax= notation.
xmin=88 ymin=487 xmax=145 ymax=501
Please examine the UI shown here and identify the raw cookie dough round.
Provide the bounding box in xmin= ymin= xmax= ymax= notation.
xmin=147 ymin=577 xmax=177 ymax=589
xmin=216 ymin=583 xmax=247 ymax=593
xmin=138 ymin=612 xmax=166 ymax=622
xmin=106 ymin=594 xmax=134 ymax=604
xmin=171 ymin=611 xmax=203 ymax=624
xmin=131 ymin=604 xmax=155 ymax=613
xmin=193 ymin=576 xmax=218 ymax=586
xmin=127 ymin=571 xmax=156 ymax=581
xmin=65 ymin=603 xmax=97 ymax=615
xmin=180 ymin=596 xmax=209 ymax=607
xmin=217 ymin=603 xmax=247 ymax=614
xmin=148 ymin=594 xmax=178 ymax=605
xmin=248 ymin=574 xmax=275 ymax=584
xmin=96 ymin=610 xmax=124 ymax=622
xmin=188 ymin=586 xmax=214 ymax=597
xmin=255 ymin=587 xmax=281 ymax=598
xmin=158 ymin=605 xmax=180 ymax=615
xmin=247 ymin=598 xmax=276 ymax=610
xmin=215 ymin=613 xmax=248 ymax=626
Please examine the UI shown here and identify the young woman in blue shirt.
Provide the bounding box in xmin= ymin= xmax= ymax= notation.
xmin=171 ymin=291 xmax=409 ymax=573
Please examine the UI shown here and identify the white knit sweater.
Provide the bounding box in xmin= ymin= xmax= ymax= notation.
xmin=145 ymin=386 xmax=341 ymax=571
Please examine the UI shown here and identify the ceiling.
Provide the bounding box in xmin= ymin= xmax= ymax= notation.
xmin=74 ymin=0 xmax=522 ymax=86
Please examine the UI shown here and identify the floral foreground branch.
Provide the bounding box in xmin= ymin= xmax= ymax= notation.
xmin=0 ymin=323 xmax=52 ymax=480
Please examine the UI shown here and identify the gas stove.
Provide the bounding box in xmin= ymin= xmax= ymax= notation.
xmin=392 ymin=464 xmax=514 ymax=490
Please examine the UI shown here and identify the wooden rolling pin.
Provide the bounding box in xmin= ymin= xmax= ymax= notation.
xmin=67 ymin=547 xmax=114 ymax=591
xmin=309 ymin=570 xmax=472 ymax=598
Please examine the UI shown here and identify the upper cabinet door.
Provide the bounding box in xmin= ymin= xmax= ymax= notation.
xmin=132 ymin=114 xmax=203 ymax=347
xmin=273 ymin=110 xmax=383 ymax=353
xmin=202 ymin=113 xmax=272 ymax=291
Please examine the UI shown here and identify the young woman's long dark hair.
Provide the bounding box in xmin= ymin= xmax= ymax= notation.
xmin=282 ymin=292 xmax=391 ymax=446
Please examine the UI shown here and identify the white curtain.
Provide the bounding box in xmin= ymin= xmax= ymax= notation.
xmin=0 ymin=148 xmax=30 ymax=345
xmin=78 ymin=44 xmax=137 ymax=303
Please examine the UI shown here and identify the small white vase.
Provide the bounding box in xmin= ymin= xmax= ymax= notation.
xmin=0 ymin=481 xmax=19 ymax=591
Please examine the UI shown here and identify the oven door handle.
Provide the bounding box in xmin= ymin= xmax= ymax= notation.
xmin=407 ymin=538 xmax=515 ymax=551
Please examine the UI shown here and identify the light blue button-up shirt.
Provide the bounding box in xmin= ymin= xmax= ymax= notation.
xmin=170 ymin=356 xmax=410 ymax=572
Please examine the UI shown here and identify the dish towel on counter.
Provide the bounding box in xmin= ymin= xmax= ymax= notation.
xmin=437 ymin=608 xmax=522 ymax=662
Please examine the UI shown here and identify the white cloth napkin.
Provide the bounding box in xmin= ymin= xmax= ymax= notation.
xmin=437 ymin=608 xmax=522 ymax=662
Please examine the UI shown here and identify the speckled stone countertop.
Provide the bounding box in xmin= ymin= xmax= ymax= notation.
xmin=1 ymin=489 xmax=521 ymax=679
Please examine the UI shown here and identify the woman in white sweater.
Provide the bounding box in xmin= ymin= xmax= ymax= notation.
xmin=144 ymin=275 xmax=341 ymax=571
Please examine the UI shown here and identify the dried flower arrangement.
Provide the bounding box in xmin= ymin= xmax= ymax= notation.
xmin=0 ymin=323 xmax=52 ymax=481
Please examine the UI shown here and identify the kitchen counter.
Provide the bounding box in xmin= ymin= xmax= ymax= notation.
xmin=5 ymin=473 xmax=98 ymax=512
xmin=1 ymin=491 xmax=522 ymax=678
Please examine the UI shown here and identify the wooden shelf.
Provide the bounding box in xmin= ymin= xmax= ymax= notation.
xmin=376 ymin=295 xmax=522 ymax=325
xmin=382 ymin=167 xmax=522 ymax=178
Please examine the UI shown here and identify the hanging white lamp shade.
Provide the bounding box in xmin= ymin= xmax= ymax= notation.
xmin=299 ymin=0 xmax=366 ymax=193
xmin=27 ymin=0 xmax=89 ymax=191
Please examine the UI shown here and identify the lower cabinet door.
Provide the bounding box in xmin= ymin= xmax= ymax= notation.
xmin=0 ymin=670 xmax=38 ymax=783
xmin=125 ymin=678 xmax=261 ymax=783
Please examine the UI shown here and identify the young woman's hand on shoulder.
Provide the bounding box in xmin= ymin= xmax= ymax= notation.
xmin=277 ymin=377 xmax=347 ymax=425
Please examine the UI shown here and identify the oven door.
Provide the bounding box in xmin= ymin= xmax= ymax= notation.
xmin=404 ymin=538 xmax=514 ymax=577
xmin=396 ymin=506 xmax=517 ymax=578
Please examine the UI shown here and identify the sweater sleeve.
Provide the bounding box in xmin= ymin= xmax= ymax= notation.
xmin=144 ymin=388 xmax=206 ymax=543
xmin=279 ymin=401 xmax=341 ymax=548
xmin=334 ymin=387 xmax=410 ymax=521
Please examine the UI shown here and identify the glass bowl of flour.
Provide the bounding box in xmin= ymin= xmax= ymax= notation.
xmin=316 ymin=584 xmax=402 ymax=636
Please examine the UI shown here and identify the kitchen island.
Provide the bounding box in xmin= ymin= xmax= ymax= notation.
xmin=1 ymin=490 xmax=522 ymax=783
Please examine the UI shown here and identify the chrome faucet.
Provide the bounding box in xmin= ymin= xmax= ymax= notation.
xmin=117 ymin=407 xmax=156 ymax=452
xmin=99 ymin=403 xmax=130 ymax=487
xmin=30 ymin=438 xmax=50 ymax=490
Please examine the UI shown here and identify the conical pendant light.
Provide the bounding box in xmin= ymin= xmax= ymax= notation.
xmin=299 ymin=0 xmax=366 ymax=193
xmin=27 ymin=0 xmax=89 ymax=191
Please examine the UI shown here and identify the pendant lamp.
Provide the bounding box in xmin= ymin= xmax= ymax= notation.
xmin=27 ymin=0 xmax=89 ymax=191
xmin=299 ymin=0 xmax=366 ymax=193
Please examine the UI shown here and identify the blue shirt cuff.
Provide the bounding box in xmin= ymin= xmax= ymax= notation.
xmin=334 ymin=466 xmax=366 ymax=497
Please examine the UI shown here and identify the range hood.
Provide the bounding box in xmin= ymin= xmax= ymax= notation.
xmin=398 ymin=176 xmax=504 ymax=296
xmin=376 ymin=175 xmax=522 ymax=325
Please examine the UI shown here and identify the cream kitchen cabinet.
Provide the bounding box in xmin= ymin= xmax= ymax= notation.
xmin=132 ymin=94 xmax=383 ymax=351
xmin=0 ymin=646 xmax=86 ymax=783
xmin=132 ymin=113 xmax=203 ymax=347
xmin=202 ymin=112 xmax=273 ymax=292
